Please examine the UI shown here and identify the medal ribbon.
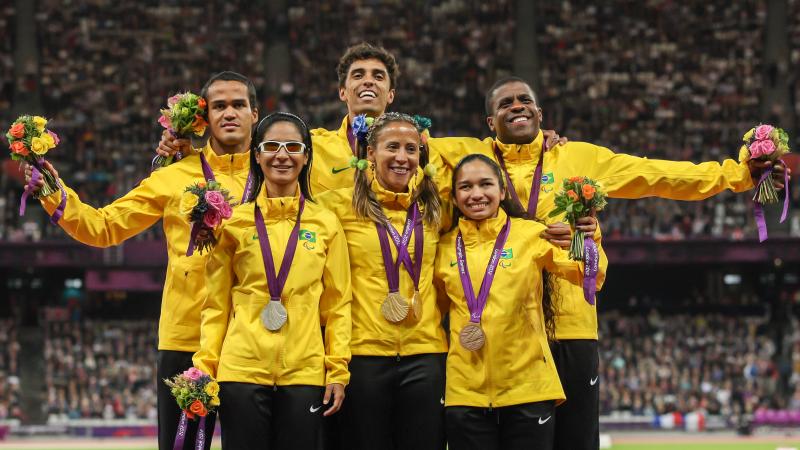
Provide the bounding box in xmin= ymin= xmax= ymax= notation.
xmin=375 ymin=203 xmax=422 ymax=292
xmin=199 ymin=152 xmax=253 ymax=203
xmin=254 ymin=194 xmax=305 ymax=301
xmin=752 ymin=160 xmax=791 ymax=242
xmin=583 ymin=235 xmax=599 ymax=305
xmin=494 ymin=141 xmax=545 ymax=219
xmin=347 ymin=122 xmax=357 ymax=155
xmin=172 ymin=411 xmax=207 ymax=450
xmin=455 ymin=216 xmax=511 ymax=323
xmin=19 ymin=158 xmax=67 ymax=225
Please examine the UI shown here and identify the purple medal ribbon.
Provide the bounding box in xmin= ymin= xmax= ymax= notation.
xmin=254 ymin=194 xmax=305 ymax=301
xmin=172 ymin=411 xmax=207 ymax=450
xmin=455 ymin=216 xmax=511 ymax=323
xmin=347 ymin=123 xmax=357 ymax=155
xmin=583 ymin=236 xmax=599 ymax=305
xmin=494 ymin=142 xmax=544 ymax=219
xmin=753 ymin=160 xmax=791 ymax=242
xmin=20 ymin=158 xmax=67 ymax=225
xmin=186 ymin=153 xmax=253 ymax=256
xmin=376 ymin=203 xmax=422 ymax=292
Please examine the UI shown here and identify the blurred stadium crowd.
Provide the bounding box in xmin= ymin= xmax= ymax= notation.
xmin=0 ymin=0 xmax=798 ymax=241
xmin=599 ymin=310 xmax=800 ymax=421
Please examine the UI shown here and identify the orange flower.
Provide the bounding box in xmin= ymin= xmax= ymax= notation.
xmin=10 ymin=141 xmax=29 ymax=156
xmin=197 ymin=98 xmax=207 ymax=110
xmin=189 ymin=400 xmax=207 ymax=417
xmin=197 ymin=181 xmax=206 ymax=188
xmin=9 ymin=123 xmax=25 ymax=139
xmin=582 ymin=184 xmax=596 ymax=200
xmin=567 ymin=190 xmax=579 ymax=201
xmin=569 ymin=176 xmax=583 ymax=183
xmin=192 ymin=115 xmax=208 ymax=131
xmin=185 ymin=410 xmax=195 ymax=420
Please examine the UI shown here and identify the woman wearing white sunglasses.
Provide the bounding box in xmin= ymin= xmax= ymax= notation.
xmin=193 ymin=112 xmax=352 ymax=450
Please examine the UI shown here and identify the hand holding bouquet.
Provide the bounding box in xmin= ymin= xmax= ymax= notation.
xmin=7 ymin=115 xmax=67 ymax=223
xmin=153 ymin=92 xmax=209 ymax=169
xmin=548 ymin=177 xmax=607 ymax=260
xmin=742 ymin=124 xmax=791 ymax=204
xmin=182 ymin=180 xmax=235 ymax=256
xmin=7 ymin=115 xmax=60 ymax=198
xmin=164 ymin=367 xmax=219 ymax=449
xmin=548 ymin=176 xmax=607 ymax=305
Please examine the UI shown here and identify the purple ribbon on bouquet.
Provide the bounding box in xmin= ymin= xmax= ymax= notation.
xmin=186 ymin=153 xmax=253 ymax=256
xmin=753 ymin=160 xmax=790 ymax=243
xmin=582 ymin=235 xmax=599 ymax=305
xmin=173 ymin=411 xmax=207 ymax=450
xmin=20 ymin=159 xmax=67 ymax=225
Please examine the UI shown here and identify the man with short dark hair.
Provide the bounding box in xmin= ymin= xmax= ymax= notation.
xmin=29 ymin=71 xmax=258 ymax=450
xmin=309 ymin=42 xmax=400 ymax=193
xmin=433 ymin=76 xmax=788 ymax=450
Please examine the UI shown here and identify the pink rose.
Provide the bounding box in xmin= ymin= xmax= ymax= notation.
xmin=167 ymin=95 xmax=181 ymax=107
xmin=754 ymin=124 xmax=774 ymax=141
xmin=205 ymin=190 xmax=226 ymax=211
xmin=158 ymin=114 xmax=174 ymax=132
xmin=218 ymin=201 xmax=233 ymax=219
xmin=182 ymin=367 xmax=203 ymax=381
xmin=203 ymin=209 xmax=222 ymax=228
xmin=749 ymin=139 xmax=776 ymax=159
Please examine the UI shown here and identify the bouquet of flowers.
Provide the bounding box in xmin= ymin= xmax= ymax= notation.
xmin=153 ymin=92 xmax=209 ymax=168
xmin=6 ymin=115 xmax=60 ymax=198
xmin=742 ymin=124 xmax=791 ymax=204
xmin=164 ymin=367 xmax=219 ymax=449
xmin=164 ymin=367 xmax=220 ymax=420
xmin=181 ymin=179 xmax=235 ymax=256
xmin=548 ymin=176 xmax=607 ymax=260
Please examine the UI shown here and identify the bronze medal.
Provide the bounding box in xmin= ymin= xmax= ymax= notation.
xmin=381 ymin=291 xmax=409 ymax=323
xmin=459 ymin=322 xmax=485 ymax=351
xmin=261 ymin=299 xmax=288 ymax=331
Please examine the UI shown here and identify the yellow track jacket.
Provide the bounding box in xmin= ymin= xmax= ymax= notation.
xmin=193 ymin=190 xmax=352 ymax=386
xmin=434 ymin=210 xmax=607 ymax=408
xmin=316 ymin=175 xmax=448 ymax=357
xmin=430 ymin=132 xmax=753 ymax=340
xmin=40 ymin=146 xmax=250 ymax=352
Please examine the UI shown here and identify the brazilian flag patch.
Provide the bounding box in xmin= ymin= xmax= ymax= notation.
xmin=299 ymin=229 xmax=316 ymax=243
xmin=500 ymin=248 xmax=513 ymax=259
xmin=541 ymin=172 xmax=554 ymax=184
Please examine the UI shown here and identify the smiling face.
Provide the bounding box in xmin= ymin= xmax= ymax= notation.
xmin=255 ymin=121 xmax=308 ymax=195
xmin=339 ymin=58 xmax=395 ymax=118
xmin=453 ymin=159 xmax=506 ymax=221
xmin=367 ymin=121 xmax=420 ymax=193
xmin=486 ymin=81 xmax=543 ymax=145
xmin=206 ymin=80 xmax=258 ymax=148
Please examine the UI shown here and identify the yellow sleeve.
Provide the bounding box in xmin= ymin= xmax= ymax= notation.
xmin=192 ymin=223 xmax=236 ymax=377
xmin=583 ymin=144 xmax=754 ymax=199
xmin=41 ymin=174 xmax=169 ymax=247
xmin=319 ymin=217 xmax=352 ymax=386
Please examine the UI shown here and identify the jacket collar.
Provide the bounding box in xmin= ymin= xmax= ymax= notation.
xmin=255 ymin=184 xmax=301 ymax=221
xmin=336 ymin=116 xmax=350 ymax=140
xmin=202 ymin=144 xmax=250 ymax=172
xmin=457 ymin=208 xmax=509 ymax=246
xmin=370 ymin=168 xmax=425 ymax=210
xmin=493 ymin=130 xmax=544 ymax=163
